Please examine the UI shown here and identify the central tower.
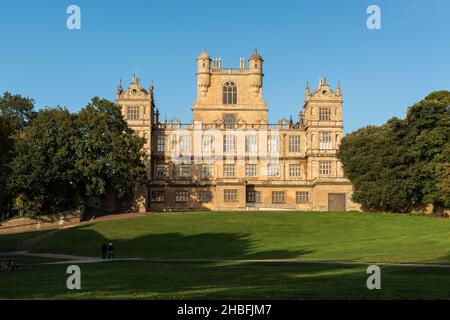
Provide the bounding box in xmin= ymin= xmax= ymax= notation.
xmin=192 ymin=49 xmax=268 ymax=125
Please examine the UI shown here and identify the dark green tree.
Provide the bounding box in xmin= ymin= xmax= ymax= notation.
xmin=7 ymin=108 xmax=80 ymax=216
xmin=0 ymin=92 xmax=35 ymax=130
xmin=338 ymin=91 xmax=450 ymax=213
xmin=0 ymin=92 xmax=36 ymax=219
xmin=337 ymin=119 xmax=415 ymax=212
xmin=73 ymin=97 xmax=148 ymax=202
xmin=405 ymin=91 xmax=450 ymax=212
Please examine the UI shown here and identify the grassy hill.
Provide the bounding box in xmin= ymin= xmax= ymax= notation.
xmin=32 ymin=211 xmax=450 ymax=264
xmin=2 ymin=211 xmax=450 ymax=299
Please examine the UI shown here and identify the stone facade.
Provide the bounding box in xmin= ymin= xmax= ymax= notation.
xmin=116 ymin=49 xmax=360 ymax=212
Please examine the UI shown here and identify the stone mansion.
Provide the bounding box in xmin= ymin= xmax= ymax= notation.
xmin=116 ymin=49 xmax=359 ymax=212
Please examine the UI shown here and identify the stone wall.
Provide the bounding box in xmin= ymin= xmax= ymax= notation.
xmin=0 ymin=209 xmax=83 ymax=235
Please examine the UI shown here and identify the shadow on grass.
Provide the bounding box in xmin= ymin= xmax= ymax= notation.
xmin=4 ymin=217 xmax=450 ymax=299
xmin=3 ymin=258 xmax=450 ymax=299
xmin=33 ymin=225 xmax=316 ymax=261
xmin=3 ymin=225 xmax=450 ymax=299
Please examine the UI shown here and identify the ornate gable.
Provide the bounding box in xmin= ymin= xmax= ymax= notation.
xmin=117 ymin=75 xmax=149 ymax=100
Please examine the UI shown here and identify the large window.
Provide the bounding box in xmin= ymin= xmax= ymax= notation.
xmin=179 ymin=164 xmax=192 ymax=177
xmin=224 ymin=189 xmax=238 ymax=202
xmin=201 ymin=164 xmax=213 ymax=179
xmin=268 ymin=135 xmax=279 ymax=153
xmin=151 ymin=191 xmax=165 ymax=203
xmin=179 ymin=135 xmax=192 ymax=154
xmin=202 ymin=135 xmax=214 ymax=154
xmin=223 ymin=135 xmax=236 ymax=153
xmin=272 ymin=191 xmax=285 ymax=203
xmin=319 ymin=132 xmax=332 ymax=150
xmin=289 ymin=136 xmax=301 ymax=152
xmin=245 ymin=164 xmax=258 ymax=177
xmin=319 ymin=107 xmax=331 ymax=121
xmin=175 ymin=191 xmax=189 ymax=203
xmin=267 ymin=163 xmax=280 ymax=177
xmin=223 ymin=164 xmax=236 ymax=177
xmin=156 ymin=164 xmax=169 ymax=178
xmin=246 ymin=191 xmax=261 ymax=203
xmin=223 ymin=81 xmax=237 ymax=104
xmin=223 ymin=114 xmax=237 ymax=129
xmin=127 ymin=106 xmax=140 ymax=120
xmin=199 ymin=191 xmax=212 ymax=203
xmin=156 ymin=135 xmax=167 ymax=152
xmin=245 ymin=135 xmax=258 ymax=153
xmin=319 ymin=161 xmax=332 ymax=176
xmin=296 ymin=191 xmax=310 ymax=203
xmin=289 ymin=164 xmax=301 ymax=178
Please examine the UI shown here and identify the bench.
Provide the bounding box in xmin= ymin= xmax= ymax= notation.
xmin=0 ymin=258 xmax=24 ymax=273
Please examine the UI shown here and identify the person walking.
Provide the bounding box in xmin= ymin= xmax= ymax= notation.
xmin=107 ymin=242 xmax=114 ymax=259
xmin=101 ymin=242 xmax=107 ymax=259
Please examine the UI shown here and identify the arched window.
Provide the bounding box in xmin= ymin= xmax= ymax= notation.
xmin=223 ymin=81 xmax=237 ymax=104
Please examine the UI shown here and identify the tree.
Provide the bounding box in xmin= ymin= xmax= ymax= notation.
xmin=0 ymin=92 xmax=36 ymax=219
xmin=7 ymin=108 xmax=80 ymax=216
xmin=405 ymin=91 xmax=450 ymax=212
xmin=338 ymin=91 xmax=450 ymax=213
xmin=337 ymin=119 xmax=415 ymax=212
xmin=73 ymin=97 xmax=148 ymax=201
xmin=1 ymin=93 xmax=147 ymax=218
xmin=0 ymin=92 xmax=35 ymax=130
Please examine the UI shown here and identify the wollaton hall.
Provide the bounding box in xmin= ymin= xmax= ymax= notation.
xmin=115 ymin=49 xmax=360 ymax=212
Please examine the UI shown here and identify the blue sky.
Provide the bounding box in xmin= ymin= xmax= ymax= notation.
xmin=1 ymin=0 xmax=449 ymax=133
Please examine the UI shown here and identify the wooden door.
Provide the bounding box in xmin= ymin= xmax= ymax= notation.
xmin=328 ymin=193 xmax=346 ymax=212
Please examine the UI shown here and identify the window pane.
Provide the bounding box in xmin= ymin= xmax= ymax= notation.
xmin=289 ymin=136 xmax=301 ymax=152
xmin=296 ymin=191 xmax=310 ymax=203
xmin=224 ymin=189 xmax=238 ymax=202
xmin=272 ymin=191 xmax=285 ymax=203
xmin=127 ymin=106 xmax=140 ymax=120
xmin=319 ymin=132 xmax=332 ymax=150
xmin=289 ymin=164 xmax=301 ymax=177
xmin=246 ymin=164 xmax=257 ymax=177
xmin=319 ymin=161 xmax=332 ymax=175
xmin=151 ymin=191 xmax=165 ymax=203
xmin=223 ymin=82 xmax=238 ymax=105
xmin=267 ymin=164 xmax=280 ymax=177
xmin=224 ymin=164 xmax=236 ymax=177
xmin=175 ymin=191 xmax=189 ymax=203
xmin=319 ymin=107 xmax=331 ymax=121
xmin=199 ymin=191 xmax=212 ymax=203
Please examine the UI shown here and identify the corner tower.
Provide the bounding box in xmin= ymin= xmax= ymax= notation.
xmin=197 ymin=48 xmax=211 ymax=98
xmin=303 ymin=77 xmax=344 ymax=180
xmin=116 ymin=75 xmax=156 ymax=156
xmin=193 ymin=49 xmax=268 ymax=125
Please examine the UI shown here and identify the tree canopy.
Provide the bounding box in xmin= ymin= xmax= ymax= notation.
xmin=1 ymin=94 xmax=147 ymax=219
xmin=0 ymin=92 xmax=36 ymax=219
xmin=338 ymin=91 xmax=450 ymax=213
xmin=73 ymin=97 xmax=148 ymax=199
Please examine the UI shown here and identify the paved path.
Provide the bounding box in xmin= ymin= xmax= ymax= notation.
xmin=19 ymin=230 xmax=60 ymax=251
xmin=3 ymin=251 xmax=450 ymax=269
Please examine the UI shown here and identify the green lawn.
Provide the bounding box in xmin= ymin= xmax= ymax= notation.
xmin=31 ymin=211 xmax=450 ymax=264
xmin=0 ymin=229 xmax=49 ymax=251
xmin=1 ymin=260 xmax=450 ymax=299
xmin=1 ymin=211 xmax=450 ymax=299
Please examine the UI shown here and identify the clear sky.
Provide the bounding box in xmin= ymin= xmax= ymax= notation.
xmin=1 ymin=0 xmax=449 ymax=133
